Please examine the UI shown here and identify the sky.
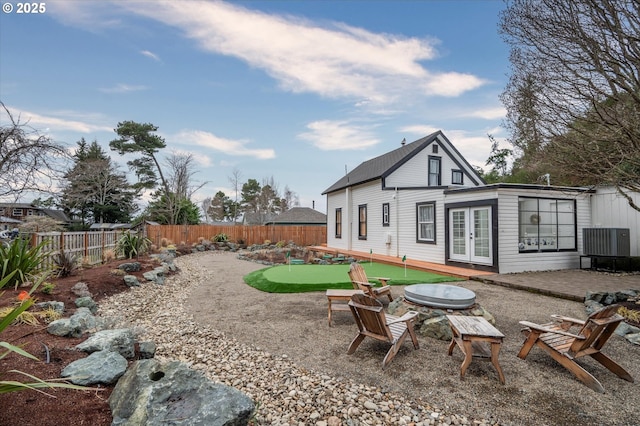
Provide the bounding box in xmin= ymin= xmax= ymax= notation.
xmin=0 ymin=0 xmax=510 ymax=215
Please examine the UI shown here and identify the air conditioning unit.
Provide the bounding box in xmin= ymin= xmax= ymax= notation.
xmin=582 ymin=228 xmax=630 ymax=257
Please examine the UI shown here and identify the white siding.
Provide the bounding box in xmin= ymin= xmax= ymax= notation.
xmin=590 ymin=187 xmax=640 ymax=256
xmin=393 ymin=190 xmax=446 ymax=263
xmin=326 ymin=191 xmax=349 ymax=251
xmin=385 ymin=135 xmax=480 ymax=189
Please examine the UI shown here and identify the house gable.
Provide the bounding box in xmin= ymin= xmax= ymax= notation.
xmin=322 ymin=131 xmax=483 ymax=195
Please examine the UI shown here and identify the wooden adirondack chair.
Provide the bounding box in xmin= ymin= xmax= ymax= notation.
xmin=348 ymin=262 xmax=393 ymax=302
xmin=517 ymin=304 xmax=634 ymax=393
xmin=347 ymin=293 xmax=419 ymax=369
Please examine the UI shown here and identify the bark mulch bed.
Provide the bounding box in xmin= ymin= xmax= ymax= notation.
xmin=0 ymin=256 xmax=164 ymax=426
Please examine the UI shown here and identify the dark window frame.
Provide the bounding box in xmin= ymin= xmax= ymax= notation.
xmin=382 ymin=203 xmax=390 ymax=227
xmin=358 ymin=204 xmax=367 ymax=240
xmin=452 ymin=169 xmax=464 ymax=185
xmin=518 ymin=196 xmax=577 ymax=253
xmin=335 ymin=208 xmax=342 ymax=239
xmin=416 ymin=201 xmax=436 ymax=244
xmin=428 ymin=156 xmax=441 ymax=186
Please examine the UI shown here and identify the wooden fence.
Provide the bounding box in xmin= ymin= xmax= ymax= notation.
xmin=32 ymin=230 xmax=128 ymax=268
xmin=145 ymin=224 xmax=327 ymax=247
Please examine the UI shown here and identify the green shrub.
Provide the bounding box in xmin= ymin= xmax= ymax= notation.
xmin=116 ymin=232 xmax=151 ymax=259
xmin=0 ymin=238 xmax=50 ymax=289
xmin=213 ymin=233 xmax=228 ymax=242
xmin=40 ymin=282 xmax=55 ymax=294
xmin=275 ymin=240 xmax=286 ymax=248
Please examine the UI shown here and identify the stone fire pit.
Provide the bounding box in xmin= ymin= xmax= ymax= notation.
xmin=388 ymin=283 xmax=495 ymax=341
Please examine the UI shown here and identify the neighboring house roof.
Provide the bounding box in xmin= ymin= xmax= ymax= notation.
xmin=0 ymin=216 xmax=22 ymax=224
xmin=0 ymin=203 xmax=70 ymax=222
xmin=243 ymin=212 xmax=278 ymax=225
xmin=266 ymin=207 xmax=327 ymax=225
xmin=322 ymin=131 xmax=484 ymax=194
xmin=89 ymin=223 xmax=132 ymax=230
xmin=40 ymin=208 xmax=70 ymax=223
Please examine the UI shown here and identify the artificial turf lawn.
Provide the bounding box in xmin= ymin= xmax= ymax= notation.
xmin=243 ymin=262 xmax=463 ymax=293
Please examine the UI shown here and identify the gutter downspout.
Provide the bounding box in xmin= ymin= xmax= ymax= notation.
xmin=395 ymin=187 xmax=399 ymax=257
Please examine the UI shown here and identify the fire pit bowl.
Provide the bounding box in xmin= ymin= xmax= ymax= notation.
xmin=404 ymin=284 xmax=476 ymax=309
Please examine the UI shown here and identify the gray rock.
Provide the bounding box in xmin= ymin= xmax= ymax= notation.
xmin=615 ymin=322 xmax=640 ymax=336
xmin=615 ymin=289 xmax=639 ymax=302
xmin=62 ymin=350 xmax=128 ymax=385
xmin=71 ymin=281 xmax=91 ymax=298
xmin=118 ymin=262 xmax=141 ymax=272
xmin=419 ymin=316 xmax=452 ymax=341
xmin=143 ymin=268 xmax=165 ymax=285
xmin=109 ymin=359 xmax=255 ymax=426
xmin=584 ymin=290 xmax=606 ymax=303
xmin=625 ymin=332 xmax=640 ymax=345
xmin=75 ymin=296 xmax=98 ymax=314
xmin=36 ymin=301 xmax=65 ymax=315
xmin=47 ymin=307 xmax=96 ymax=337
xmin=584 ymin=300 xmax=604 ymax=315
xmin=76 ymin=328 xmax=136 ymax=359
xmin=138 ymin=341 xmax=156 ymax=359
xmin=123 ymin=275 xmax=140 ymax=287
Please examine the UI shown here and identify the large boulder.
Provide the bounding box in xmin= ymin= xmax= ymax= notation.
xmin=47 ymin=307 xmax=96 ymax=338
xmin=76 ymin=328 xmax=136 ymax=359
xmin=109 ymin=359 xmax=255 ymax=426
xmin=61 ymin=350 xmax=127 ymax=385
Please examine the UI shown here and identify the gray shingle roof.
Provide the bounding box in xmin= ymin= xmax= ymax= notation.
xmin=322 ymin=132 xmax=440 ymax=194
xmin=268 ymin=207 xmax=326 ymax=225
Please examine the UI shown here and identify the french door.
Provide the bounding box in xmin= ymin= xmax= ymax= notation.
xmin=449 ymin=207 xmax=492 ymax=265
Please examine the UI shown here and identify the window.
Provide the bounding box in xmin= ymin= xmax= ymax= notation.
xmin=382 ymin=203 xmax=390 ymax=226
xmin=27 ymin=210 xmax=34 ymax=216
xmin=12 ymin=208 xmax=23 ymax=216
xmin=518 ymin=197 xmax=576 ymax=252
xmin=358 ymin=204 xmax=367 ymax=239
xmin=432 ymin=144 xmax=439 ymax=154
xmin=335 ymin=208 xmax=342 ymax=238
xmin=452 ymin=170 xmax=464 ymax=185
xmin=428 ymin=156 xmax=441 ymax=186
xmin=416 ymin=202 xmax=435 ymax=243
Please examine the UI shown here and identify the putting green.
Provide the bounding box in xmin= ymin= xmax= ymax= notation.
xmin=243 ymin=262 xmax=463 ymax=293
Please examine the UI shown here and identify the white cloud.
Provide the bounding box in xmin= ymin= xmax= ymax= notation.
xmin=298 ymin=120 xmax=380 ymax=151
xmin=174 ymin=130 xmax=275 ymax=159
xmin=466 ymin=107 xmax=506 ymax=120
xmin=398 ymin=124 xmax=441 ymax=137
xmin=140 ymin=50 xmax=161 ymax=62
xmin=8 ymin=106 xmax=113 ymax=134
xmin=99 ymin=83 xmax=148 ymax=94
xmin=169 ymin=149 xmax=212 ymax=167
xmin=53 ymin=1 xmax=486 ymax=106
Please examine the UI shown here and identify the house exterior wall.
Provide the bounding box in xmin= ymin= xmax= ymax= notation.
xmin=445 ymin=186 xmax=592 ymax=273
xmin=590 ymin=187 xmax=640 ymax=256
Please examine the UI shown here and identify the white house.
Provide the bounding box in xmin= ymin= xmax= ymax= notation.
xmin=322 ymin=131 xmax=636 ymax=274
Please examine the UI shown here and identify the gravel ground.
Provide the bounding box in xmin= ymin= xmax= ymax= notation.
xmin=99 ymin=251 xmax=639 ymax=426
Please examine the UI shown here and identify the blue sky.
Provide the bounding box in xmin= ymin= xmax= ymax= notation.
xmin=0 ymin=0 xmax=509 ymax=215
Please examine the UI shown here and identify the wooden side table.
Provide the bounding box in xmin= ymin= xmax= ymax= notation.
xmin=326 ymin=289 xmax=363 ymax=326
xmin=446 ymin=315 xmax=506 ymax=384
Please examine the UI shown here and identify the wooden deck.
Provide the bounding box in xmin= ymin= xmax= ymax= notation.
xmin=308 ymin=246 xmax=494 ymax=279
